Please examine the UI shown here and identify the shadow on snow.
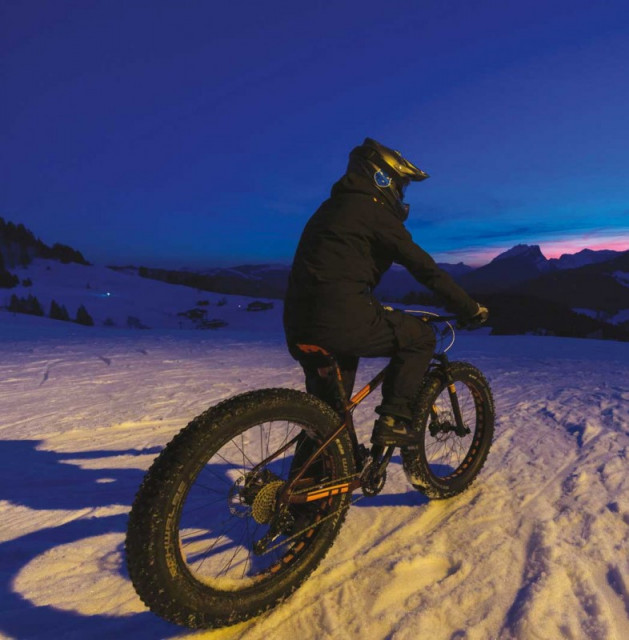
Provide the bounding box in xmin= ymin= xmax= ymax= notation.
xmin=0 ymin=439 xmax=180 ymax=639
xmin=0 ymin=440 xmax=430 ymax=639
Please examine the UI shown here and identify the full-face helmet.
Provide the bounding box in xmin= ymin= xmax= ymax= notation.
xmin=347 ymin=137 xmax=429 ymax=203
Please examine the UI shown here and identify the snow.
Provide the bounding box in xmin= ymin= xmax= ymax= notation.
xmin=613 ymin=271 xmax=629 ymax=288
xmin=573 ymin=307 xmax=629 ymax=326
xmin=612 ymin=309 xmax=629 ymax=325
xmin=1 ymin=277 xmax=629 ymax=639
xmin=573 ymin=307 xmax=600 ymax=320
xmin=2 ymin=259 xmax=278 ymax=332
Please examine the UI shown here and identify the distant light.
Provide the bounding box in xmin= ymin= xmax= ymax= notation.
xmin=105 ymin=292 xmax=111 ymax=297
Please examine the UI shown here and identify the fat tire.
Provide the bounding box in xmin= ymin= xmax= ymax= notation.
xmin=402 ymin=361 xmax=494 ymax=499
xmin=125 ymin=388 xmax=354 ymax=629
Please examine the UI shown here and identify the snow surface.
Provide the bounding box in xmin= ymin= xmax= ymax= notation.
xmin=3 ymin=260 xmax=278 ymax=332
xmin=1 ymin=285 xmax=629 ymax=639
xmin=613 ymin=272 xmax=629 ymax=288
xmin=573 ymin=308 xmax=629 ymax=326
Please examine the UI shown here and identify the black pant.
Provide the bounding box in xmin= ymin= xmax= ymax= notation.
xmin=289 ymin=309 xmax=436 ymax=422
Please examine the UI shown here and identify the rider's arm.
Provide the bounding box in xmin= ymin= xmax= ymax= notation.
xmin=374 ymin=212 xmax=479 ymax=319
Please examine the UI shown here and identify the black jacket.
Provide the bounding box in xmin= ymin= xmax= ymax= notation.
xmin=284 ymin=172 xmax=478 ymax=348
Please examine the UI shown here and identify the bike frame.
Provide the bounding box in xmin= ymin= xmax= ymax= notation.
xmin=276 ymin=315 xmax=466 ymax=506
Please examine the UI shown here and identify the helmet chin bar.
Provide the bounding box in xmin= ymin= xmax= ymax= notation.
xmin=365 ymin=162 xmax=410 ymax=219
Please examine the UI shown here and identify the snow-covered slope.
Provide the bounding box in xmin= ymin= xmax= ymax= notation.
xmin=2 ymin=259 xmax=280 ymax=332
xmin=1 ymin=314 xmax=628 ymax=640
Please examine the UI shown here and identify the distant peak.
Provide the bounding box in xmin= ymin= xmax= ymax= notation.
xmin=562 ymin=248 xmax=595 ymax=258
xmin=552 ymin=248 xmax=622 ymax=269
xmin=492 ymin=244 xmax=547 ymax=263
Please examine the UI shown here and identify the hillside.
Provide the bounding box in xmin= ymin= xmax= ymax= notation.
xmin=0 ymin=217 xmax=89 ymax=269
xmin=132 ymin=263 xmax=290 ymax=299
xmin=458 ymin=245 xmax=551 ymax=294
xmin=511 ymin=250 xmax=629 ymax=316
xmin=1 ymin=259 xmax=280 ymax=333
xmin=2 ymin=218 xmax=627 ymax=341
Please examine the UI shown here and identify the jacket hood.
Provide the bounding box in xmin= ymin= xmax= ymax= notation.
xmin=330 ymin=172 xmax=409 ymax=221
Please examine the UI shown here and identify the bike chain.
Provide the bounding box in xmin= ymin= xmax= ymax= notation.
xmin=261 ymin=491 xmax=367 ymax=555
xmin=259 ymin=469 xmax=373 ymax=555
xmin=260 ymin=465 xmax=388 ymax=554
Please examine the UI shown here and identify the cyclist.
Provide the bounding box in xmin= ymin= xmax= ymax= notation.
xmin=284 ymin=138 xmax=488 ymax=447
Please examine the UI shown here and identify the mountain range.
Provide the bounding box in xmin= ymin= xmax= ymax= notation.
xmin=123 ymin=243 xmax=628 ymax=340
xmin=129 ymin=244 xmax=626 ymax=307
xmin=456 ymin=245 xmax=624 ymax=295
xmin=1 ymin=217 xmax=627 ymax=340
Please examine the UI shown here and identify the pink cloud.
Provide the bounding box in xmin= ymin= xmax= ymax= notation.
xmin=541 ymin=235 xmax=629 ymax=259
xmin=433 ymin=231 xmax=629 ymax=266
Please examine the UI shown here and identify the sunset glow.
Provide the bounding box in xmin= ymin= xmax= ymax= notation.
xmin=434 ymin=230 xmax=629 ymax=266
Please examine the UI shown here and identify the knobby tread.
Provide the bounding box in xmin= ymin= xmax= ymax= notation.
xmin=402 ymin=361 xmax=495 ymax=499
xmin=126 ymin=388 xmax=354 ymax=629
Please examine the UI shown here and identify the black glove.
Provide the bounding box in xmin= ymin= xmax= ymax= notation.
xmin=457 ymin=303 xmax=489 ymax=330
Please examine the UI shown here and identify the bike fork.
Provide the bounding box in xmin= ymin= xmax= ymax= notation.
xmin=437 ymin=353 xmax=469 ymax=436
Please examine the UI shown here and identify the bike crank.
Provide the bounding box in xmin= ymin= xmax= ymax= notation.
xmin=361 ymin=445 xmax=395 ymax=496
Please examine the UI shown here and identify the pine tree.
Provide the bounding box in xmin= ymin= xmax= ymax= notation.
xmin=75 ymin=304 xmax=94 ymax=326
xmin=19 ymin=243 xmax=30 ymax=268
xmin=0 ymin=270 xmax=18 ymax=288
xmin=0 ymin=250 xmax=19 ymax=288
xmin=49 ymin=300 xmax=69 ymax=321
xmin=49 ymin=300 xmax=61 ymax=319
xmin=26 ymin=294 xmax=44 ymax=316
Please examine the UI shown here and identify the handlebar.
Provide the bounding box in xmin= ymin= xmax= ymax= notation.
xmin=402 ymin=309 xmax=457 ymax=322
xmin=401 ymin=309 xmax=457 ymax=352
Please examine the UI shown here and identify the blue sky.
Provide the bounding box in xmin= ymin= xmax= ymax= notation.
xmin=2 ymin=0 xmax=628 ymax=267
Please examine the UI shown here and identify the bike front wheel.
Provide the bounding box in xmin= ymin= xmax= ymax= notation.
xmin=402 ymin=361 xmax=494 ymax=499
xmin=125 ymin=388 xmax=355 ymax=629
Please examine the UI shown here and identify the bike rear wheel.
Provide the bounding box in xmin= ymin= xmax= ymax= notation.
xmin=402 ymin=361 xmax=494 ymax=498
xmin=126 ymin=388 xmax=354 ymax=629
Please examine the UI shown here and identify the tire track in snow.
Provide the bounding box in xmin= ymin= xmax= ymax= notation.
xmin=38 ymin=358 xmax=66 ymax=386
xmin=245 ymin=489 xmax=483 ymax=640
xmin=496 ymin=385 xmax=629 ymax=640
xmin=37 ymin=353 xmax=113 ymax=386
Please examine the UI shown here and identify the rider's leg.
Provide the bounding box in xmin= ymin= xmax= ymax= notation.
xmin=286 ymin=310 xmax=435 ymax=446
xmin=288 ymin=350 xmax=359 ymax=476
xmin=350 ymin=310 xmax=436 ymax=423
xmin=350 ymin=310 xmax=436 ymax=446
xmin=377 ymin=313 xmax=436 ymax=421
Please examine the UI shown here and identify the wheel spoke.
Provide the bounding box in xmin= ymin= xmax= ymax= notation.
xmin=173 ymin=416 xmax=349 ymax=587
xmin=420 ymin=378 xmax=485 ymax=478
xmin=126 ymin=390 xmax=356 ymax=628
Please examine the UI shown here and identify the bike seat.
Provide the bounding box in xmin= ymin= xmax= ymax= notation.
xmin=295 ymin=343 xmax=338 ymax=370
